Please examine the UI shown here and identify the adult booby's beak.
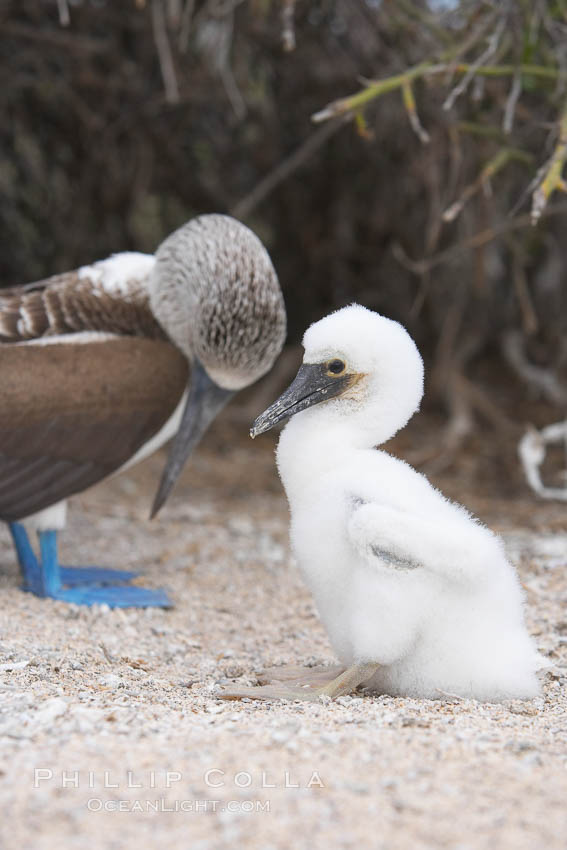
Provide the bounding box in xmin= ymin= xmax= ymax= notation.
xmin=151 ymin=360 xmax=234 ymax=518
xmin=250 ymin=362 xmax=351 ymax=437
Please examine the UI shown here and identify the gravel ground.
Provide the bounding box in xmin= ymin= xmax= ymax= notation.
xmin=0 ymin=409 xmax=566 ymax=850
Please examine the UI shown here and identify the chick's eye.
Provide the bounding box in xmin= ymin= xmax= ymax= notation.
xmin=328 ymin=359 xmax=346 ymax=375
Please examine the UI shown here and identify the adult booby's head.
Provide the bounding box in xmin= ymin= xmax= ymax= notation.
xmin=251 ymin=304 xmax=423 ymax=448
xmin=150 ymin=214 xmax=286 ymax=516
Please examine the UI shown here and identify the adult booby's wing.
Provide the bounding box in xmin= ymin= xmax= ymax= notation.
xmin=0 ymin=336 xmax=188 ymax=521
xmin=0 ymin=256 xmax=164 ymax=343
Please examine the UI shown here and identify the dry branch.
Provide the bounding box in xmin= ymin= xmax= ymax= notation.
xmin=230 ymin=118 xmax=350 ymax=219
xmin=57 ymin=0 xmax=70 ymax=27
xmin=151 ymin=0 xmax=180 ymax=104
xmin=518 ymin=422 xmax=567 ymax=502
xmin=3 ymin=21 xmax=108 ymax=52
xmin=281 ymin=0 xmax=297 ymax=53
xmin=402 ymin=80 xmax=430 ymax=144
xmin=442 ymin=149 xmax=533 ymax=223
xmin=503 ymin=71 xmax=522 ymax=134
xmin=393 ymin=203 xmax=567 ymax=276
xmin=312 ymin=63 xmax=564 ymax=124
xmin=502 ymin=331 xmax=567 ymax=407
xmin=531 ymin=99 xmax=567 ymax=224
xmin=442 ymin=13 xmax=507 ymax=111
xmin=178 ymin=0 xmax=196 ymax=51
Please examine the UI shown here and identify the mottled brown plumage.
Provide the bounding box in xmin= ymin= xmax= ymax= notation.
xmin=0 ymin=272 xmax=165 ymax=343
xmin=0 ymin=338 xmax=188 ymax=520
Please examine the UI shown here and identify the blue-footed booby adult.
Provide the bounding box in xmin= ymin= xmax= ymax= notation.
xmin=0 ymin=214 xmax=286 ymax=607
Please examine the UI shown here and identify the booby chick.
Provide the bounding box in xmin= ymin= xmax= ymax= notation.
xmin=220 ymin=305 xmax=544 ymax=701
xmin=0 ymin=214 xmax=286 ymax=607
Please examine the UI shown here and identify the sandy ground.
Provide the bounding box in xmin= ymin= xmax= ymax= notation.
xmin=1 ymin=407 xmax=566 ymax=850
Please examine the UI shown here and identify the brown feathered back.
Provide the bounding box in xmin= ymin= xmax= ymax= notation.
xmin=0 ymin=272 xmax=165 ymax=343
xmin=0 ymin=337 xmax=188 ymax=520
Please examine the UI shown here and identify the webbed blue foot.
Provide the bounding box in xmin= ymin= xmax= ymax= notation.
xmin=59 ymin=566 xmax=138 ymax=586
xmin=48 ymin=584 xmax=172 ymax=608
xmin=8 ymin=523 xmax=172 ymax=608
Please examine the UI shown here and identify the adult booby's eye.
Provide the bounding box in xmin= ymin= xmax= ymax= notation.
xmin=327 ymin=359 xmax=346 ymax=375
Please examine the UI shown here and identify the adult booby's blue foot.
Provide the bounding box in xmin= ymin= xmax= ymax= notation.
xmin=9 ymin=523 xmax=170 ymax=607
xmin=0 ymin=215 xmax=286 ymax=607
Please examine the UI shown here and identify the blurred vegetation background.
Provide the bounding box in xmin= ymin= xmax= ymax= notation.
xmin=1 ymin=0 xmax=567 ymax=473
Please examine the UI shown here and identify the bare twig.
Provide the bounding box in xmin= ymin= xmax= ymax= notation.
xmin=444 ymin=7 xmax=498 ymax=66
xmin=178 ymin=0 xmax=196 ymax=52
xmin=394 ymin=0 xmax=454 ymax=46
xmin=312 ymin=62 xmax=433 ymax=123
xmin=503 ymin=69 xmax=522 ymax=134
xmin=442 ymin=148 xmax=533 ymax=223
xmin=502 ymin=330 xmax=567 ymax=406
xmin=443 ymin=14 xmax=507 ymax=111
xmin=353 ymin=110 xmax=375 ymax=141
xmin=457 ymin=374 xmax=515 ymax=433
xmin=231 ymin=117 xmax=350 ymax=219
xmin=431 ymin=279 xmax=468 ymax=394
xmin=531 ymin=100 xmax=567 ymax=223
xmin=518 ymin=422 xmax=567 ymax=501
xmin=220 ymin=63 xmax=246 ymax=120
xmin=312 ymin=62 xmax=564 ymax=125
xmin=419 ymin=332 xmax=512 ymax=474
xmin=409 ymin=376 xmax=474 ymax=472
xmin=281 ymin=0 xmax=297 ymax=53
xmin=166 ymin=0 xmax=182 ymax=27
xmin=401 ymin=80 xmax=430 ymax=144
xmin=151 ymin=0 xmax=180 ymax=104
xmin=3 ymin=22 xmax=108 ymax=53
xmin=444 ymin=62 xmax=562 ymax=81
xmin=392 ymin=203 xmax=567 ymax=276
xmin=506 ymin=235 xmax=539 ymax=335
xmin=196 ymin=7 xmax=246 ymax=119
xmin=57 ymin=0 xmax=70 ymax=27
xmin=455 ymin=122 xmax=507 ymax=141
xmin=423 ymin=375 xmax=474 ymax=475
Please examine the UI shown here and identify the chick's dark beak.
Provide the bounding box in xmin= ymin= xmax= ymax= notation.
xmin=250 ymin=362 xmax=350 ymax=438
xmin=151 ymin=359 xmax=234 ymax=518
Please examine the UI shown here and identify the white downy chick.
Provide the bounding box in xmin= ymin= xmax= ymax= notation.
xmin=249 ymin=304 xmax=545 ymax=701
